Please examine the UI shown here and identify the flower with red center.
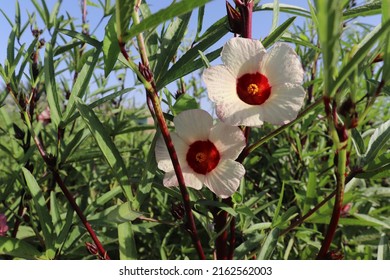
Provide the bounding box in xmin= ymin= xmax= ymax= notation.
xmin=155 ymin=109 xmax=246 ymax=198
xmin=203 ymin=37 xmax=306 ymax=127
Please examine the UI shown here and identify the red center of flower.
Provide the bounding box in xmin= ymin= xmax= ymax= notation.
xmin=186 ymin=140 xmax=220 ymax=175
xmin=236 ymin=72 xmax=271 ymax=105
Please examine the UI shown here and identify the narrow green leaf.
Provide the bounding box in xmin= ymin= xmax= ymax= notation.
xmin=22 ymin=167 xmax=55 ymax=259
xmin=378 ymin=233 xmax=390 ymax=260
xmin=157 ymin=16 xmax=228 ymax=90
xmin=75 ymin=98 xmax=135 ymax=202
xmin=382 ymin=0 xmax=390 ymax=85
xmin=172 ymin=94 xmax=200 ymax=116
xmin=103 ymin=15 xmax=120 ymax=77
xmin=271 ymin=0 xmax=280 ymax=32
xmin=124 ymin=0 xmax=211 ymax=42
xmin=332 ymin=20 xmax=390 ymax=96
xmin=196 ymin=5 xmax=205 ymax=40
xmin=262 ymin=16 xmax=296 ymax=48
xmin=61 ymin=46 xmax=102 ymax=125
xmin=115 ymin=0 xmax=134 ymax=42
xmin=196 ymin=199 xmax=238 ymax=217
xmin=0 ymin=237 xmax=42 ymax=259
xmin=49 ymin=0 xmax=62 ymax=28
xmin=154 ymin=12 xmax=192 ymax=84
xmin=7 ymin=27 xmax=16 ymax=67
xmin=89 ymin=202 xmax=142 ymax=224
xmin=272 ymin=182 xmax=285 ymax=227
xmin=256 ymin=3 xmax=311 ymax=18
xmin=44 ymin=42 xmax=62 ymax=125
xmin=63 ymin=87 xmax=134 ymax=125
xmin=243 ymin=222 xmax=272 ymax=234
xmin=364 ymin=120 xmax=390 ymax=165
xmin=15 ymin=1 xmax=21 ymax=38
xmin=315 ymin=0 xmax=343 ymax=96
xmin=118 ymin=222 xmax=138 ymax=260
xmin=257 ymin=228 xmax=280 ymax=260
xmin=54 ymin=206 xmax=75 ymax=251
xmin=351 ymin=128 xmax=365 ymax=157
xmin=343 ymin=1 xmax=382 ymax=19
xmin=31 ymin=0 xmax=49 ymax=27
xmin=303 ymin=164 xmax=317 ymax=214
xmin=50 ymin=191 xmax=62 ymax=236
xmin=59 ymin=29 xmax=102 ymax=48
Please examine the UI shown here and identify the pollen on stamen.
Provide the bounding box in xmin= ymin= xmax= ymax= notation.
xmin=196 ymin=152 xmax=206 ymax=162
xmin=247 ymin=84 xmax=258 ymax=95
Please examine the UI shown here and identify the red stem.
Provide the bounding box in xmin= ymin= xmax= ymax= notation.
xmin=33 ymin=136 xmax=110 ymax=260
xmin=120 ymin=45 xmax=206 ymax=260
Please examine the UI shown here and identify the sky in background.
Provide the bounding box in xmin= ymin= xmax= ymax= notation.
xmin=0 ymin=0 xmax=382 ymax=110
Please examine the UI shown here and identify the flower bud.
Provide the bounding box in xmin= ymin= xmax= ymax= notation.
xmin=226 ymin=1 xmax=243 ymax=34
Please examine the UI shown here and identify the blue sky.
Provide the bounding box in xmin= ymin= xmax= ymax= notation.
xmin=0 ymin=0 xmax=382 ymax=109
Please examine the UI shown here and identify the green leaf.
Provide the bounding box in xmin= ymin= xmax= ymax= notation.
xmin=303 ymin=164 xmax=317 ymax=215
xmin=378 ymin=233 xmax=390 ymax=260
xmin=0 ymin=237 xmax=42 ymax=259
xmin=171 ymin=94 xmax=199 ymax=116
xmin=243 ymin=222 xmax=272 ymax=234
xmin=351 ymin=128 xmax=365 ymax=157
xmin=382 ymin=0 xmax=390 ymax=85
xmin=315 ymin=0 xmax=343 ymax=96
xmin=63 ymin=87 xmax=134 ymax=125
xmin=118 ymin=222 xmax=138 ymax=260
xmin=89 ymin=202 xmax=142 ymax=224
xmin=44 ymin=42 xmax=62 ymax=126
xmin=50 ymin=191 xmax=62 ymax=236
xmin=262 ymin=16 xmax=296 ymax=48
xmin=123 ymin=0 xmax=211 ymax=42
xmin=332 ymin=20 xmax=390 ymax=96
xmin=22 ymin=167 xmax=55 ymax=259
xmin=363 ymin=120 xmax=390 ymax=165
xmin=61 ymin=45 xmax=102 ymax=125
xmin=75 ymin=99 xmax=135 ymax=202
xmin=59 ymin=29 xmax=102 ymax=48
xmin=343 ymin=1 xmax=382 ymax=19
xmin=257 ymin=228 xmax=280 ymax=260
xmin=103 ymin=15 xmax=120 ymax=77
xmin=272 ymin=182 xmax=285 ymax=227
xmin=157 ymin=15 xmax=228 ymax=90
xmin=154 ymin=12 xmax=192 ymax=84
xmin=115 ymin=0 xmax=134 ymax=43
xmin=271 ymin=0 xmax=280 ymax=32
xmin=256 ymin=3 xmax=311 ymax=18
xmin=196 ymin=199 xmax=238 ymax=217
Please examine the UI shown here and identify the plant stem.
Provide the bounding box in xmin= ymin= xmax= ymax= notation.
xmin=31 ymin=133 xmax=110 ymax=259
xmin=117 ymin=10 xmax=206 ymax=260
xmin=316 ymin=148 xmax=347 ymax=259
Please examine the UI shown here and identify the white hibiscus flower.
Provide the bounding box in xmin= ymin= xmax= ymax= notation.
xmin=155 ymin=109 xmax=246 ymax=198
xmin=203 ymin=37 xmax=306 ymax=127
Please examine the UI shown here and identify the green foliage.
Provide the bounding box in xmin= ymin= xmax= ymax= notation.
xmin=0 ymin=0 xmax=389 ymax=261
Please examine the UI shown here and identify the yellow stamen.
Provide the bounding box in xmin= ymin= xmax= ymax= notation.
xmin=247 ymin=83 xmax=259 ymax=95
xmin=195 ymin=152 xmax=206 ymax=162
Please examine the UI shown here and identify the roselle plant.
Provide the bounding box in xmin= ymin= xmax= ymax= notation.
xmin=0 ymin=0 xmax=389 ymax=260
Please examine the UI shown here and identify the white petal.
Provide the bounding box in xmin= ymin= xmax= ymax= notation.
xmin=261 ymin=43 xmax=304 ymax=86
xmin=203 ymin=65 xmax=236 ymax=103
xmin=155 ymin=133 xmax=188 ymax=172
xmin=163 ymin=166 xmax=205 ymax=190
xmin=204 ymin=160 xmax=245 ymax=199
xmin=215 ymin=102 xmax=264 ymax=127
xmin=260 ymin=84 xmax=306 ymax=125
xmin=209 ymin=122 xmax=246 ymax=160
xmin=221 ymin=37 xmax=266 ymax=77
xmin=174 ymin=109 xmax=213 ymax=144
